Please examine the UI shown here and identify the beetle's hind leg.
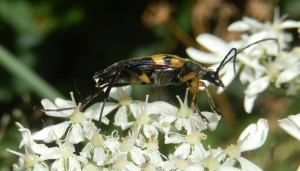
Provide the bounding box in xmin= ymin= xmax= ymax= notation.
xmin=79 ymin=85 xmax=107 ymax=111
xmin=95 ymin=65 xmax=127 ymax=126
xmin=91 ymin=62 xmax=151 ymax=126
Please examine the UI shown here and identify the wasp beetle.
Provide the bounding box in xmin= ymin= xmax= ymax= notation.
xmin=76 ymin=38 xmax=278 ymax=125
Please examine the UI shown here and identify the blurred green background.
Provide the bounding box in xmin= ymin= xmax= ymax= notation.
xmin=0 ymin=0 xmax=299 ymax=170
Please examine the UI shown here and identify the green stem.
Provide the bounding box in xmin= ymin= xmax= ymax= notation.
xmin=0 ymin=44 xmax=63 ymax=100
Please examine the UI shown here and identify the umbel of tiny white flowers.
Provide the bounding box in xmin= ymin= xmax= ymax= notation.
xmin=7 ymin=86 xmax=270 ymax=171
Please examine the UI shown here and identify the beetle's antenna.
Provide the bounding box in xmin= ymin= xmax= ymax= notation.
xmin=74 ymin=79 xmax=83 ymax=101
xmin=216 ymin=38 xmax=279 ymax=74
xmin=216 ymin=48 xmax=237 ymax=74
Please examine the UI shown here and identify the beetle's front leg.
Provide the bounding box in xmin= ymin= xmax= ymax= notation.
xmin=189 ymin=80 xmax=200 ymax=111
xmin=198 ymin=81 xmax=223 ymax=117
xmin=189 ymin=80 xmax=208 ymax=123
xmin=189 ymin=80 xmax=223 ymax=122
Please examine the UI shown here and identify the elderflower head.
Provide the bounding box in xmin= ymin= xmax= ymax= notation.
xmin=187 ymin=11 xmax=300 ymax=113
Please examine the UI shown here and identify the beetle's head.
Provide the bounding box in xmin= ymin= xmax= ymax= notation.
xmin=203 ymin=70 xmax=224 ymax=88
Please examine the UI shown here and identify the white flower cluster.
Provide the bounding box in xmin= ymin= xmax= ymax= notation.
xmin=186 ymin=12 xmax=300 ymax=170
xmin=8 ymin=87 xmax=269 ymax=171
xmin=186 ymin=11 xmax=300 ymax=113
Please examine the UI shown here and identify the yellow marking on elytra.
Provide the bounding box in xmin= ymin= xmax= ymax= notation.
xmin=170 ymin=58 xmax=184 ymax=68
xmin=138 ymin=73 xmax=151 ymax=83
xmin=150 ymin=54 xmax=185 ymax=68
xmin=150 ymin=55 xmax=167 ymax=65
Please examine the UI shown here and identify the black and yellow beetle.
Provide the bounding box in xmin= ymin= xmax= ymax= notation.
xmin=78 ymin=38 xmax=277 ymax=125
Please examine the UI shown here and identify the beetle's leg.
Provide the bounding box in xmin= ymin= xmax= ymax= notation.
xmin=79 ymin=84 xmax=108 ymax=111
xmin=189 ymin=79 xmax=200 ymax=111
xmin=122 ymin=63 xmax=151 ymax=84
xmin=96 ymin=62 xmax=150 ymax=125
xmin=95 ymin=65 xmax=127 ymax=126
xmin=93 ymin=63 xmax=150 ymax=126
xmin=199 ymin=81 xmax=223 ymax=117
xmin=189 ymin=80 xmax=208 ymax=122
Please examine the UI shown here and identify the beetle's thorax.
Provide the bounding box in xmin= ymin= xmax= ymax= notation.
xmin=183 ymin=59 xmax=207 ymax=77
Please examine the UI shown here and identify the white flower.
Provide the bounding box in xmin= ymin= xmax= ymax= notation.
xmin=278 ymin=113 xmax=300 ymax=141
xmin=80 ymin=128 xmax=107 ymax=166
xmin=32 ymin=121 xmax=71 ymax=143
xmin=164 ymin=130 xmax=207 ymax=147
xmin=228 ymin=14 xmax=300 ymax=49
xmin=174 ymin=89 xmax=208 ymax=133
xmin=186 ymin=34 xmax=243 ymax=91
xmin=14 ymin=122 xmax=50 ymax=155
xmin=86 ymin=86 xmax=133 ymax=125
xmin=7 ymin=149 xmax=49 ymax=171
xmin=111 ymin=156 xmax=140 ymax=171
xmin=35 ymin=88 xmax=132 ymax=144
xmin=225 ymin=118 xmax=269 ymax=171
xmin=186 ymin=12 xmax=300 ymax=113
xmin=275 ymin=47 xmax=300 ymax=87
xmin=165 ymin=144 xmax=214 ymax=171
xmin=7 ymin=123 xmax=49 ymax=171
xmin=141 ymin=136 xmax=164 ymax=169
xmin=40 ymin=139 xmax=87 ymax=170
xmin=114 ymin=97 xmax=177 ymax=132
xmin=188 ymin=144 xmax=233 ymax=171
xmin=117 ymin=95 xmax=178 ymax=139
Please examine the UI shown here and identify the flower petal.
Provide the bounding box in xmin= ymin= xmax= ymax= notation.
xmin=242 ymin=17 xmax=264 ymax=30
xmin=93 ymin=146 xmax=107 ymax=166
xmin=41 ymin=99 xmax=74 ymax=117
xmin=68 ymin=156 xmax=82 ymax=171
xmin=174 ymin=143 xmax=191 ymax=159
xmin=186 ymin=47 xmax=223 ymax=64
xmin=114 ymin=106 xmax=134 ymax=130
xmin=201 ymin=111 xmax=221 ymax=131
xmin=239 ymin=67 xmax=255 ymax=84
xmin=238 ymin=118 xmax=269 ymax=152
xmin=244 ymin=76 xmax=270 ymax=96
xmin=279 ymin=20 xmax=300 ymax=29
xmin=244 ymin=95 xmax=257 ymax=113
xmin=84 ymin=102 xmax=119 ymax=123
xmin=196 ymin=34 xmax=228 ymax=54
xmin=278 ymin=114 xmax=300 ymax=141
xmin=109 ymin=86 xmax=132 ymax=100
xmin=130 ymin=147 xmax=145 ymax=165
xmin=147 ymin=101 xmax=178 ymax=115
xmin=143 ymin=124 xmax=158 ymax=138
xmin=238 ymin=157 xmax=263 ymax=171
xmin=51 ymin=159 xmax=64 ymax=170
xmin=165 ymin=132 xmax=184 ymax=144
xmin=32 ymin=121 xmax=70 ymax=143
xmin=16 ymin=122 xmax=50 ymax=154
xmin=68 ymin=124 xmax=85 ymax=144
xmin=55 ymin=98 xmax=76 ymax=108
xmin=276 ymin=67 xmax=300 ymax=86
xmin=228 ymin=21 xmax=250 ymax=32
